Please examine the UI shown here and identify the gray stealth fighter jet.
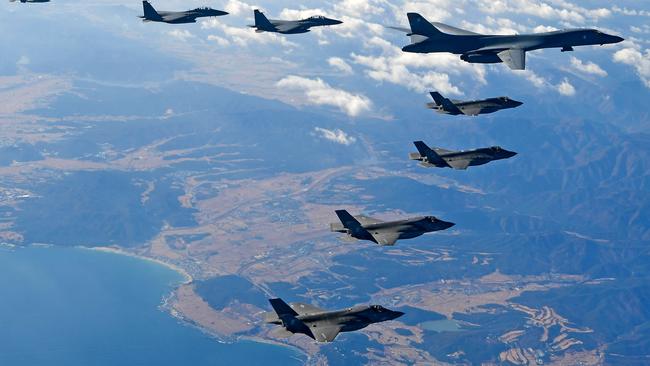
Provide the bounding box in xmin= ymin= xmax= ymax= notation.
xmin=250 ymin=9 xmax=342 ymax=34
xmin=397 ymin=12 xmax=624 ymax=70
xmin=427 ymin=92 xmax=522 ymax=116
xmin=264 ymin=298 xmax=404 ymax=342
xmin=330 ymin=210 xmax=454 ymax=246
xmin=139 ymin=1 xmax=227 ymax=24
xmin=410 ymin=141 xmax=517 ymax=170
xmin=9 ymin=0 xmax=50 ymax=3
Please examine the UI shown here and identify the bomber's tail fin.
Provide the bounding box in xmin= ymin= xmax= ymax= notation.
xmin=269 ymin=298 xmax=298 ymax=317
xmin=254 ymin=9 xmax=275 ymax=31
xmin=407 ymin=13 xmax=447 ymax=37
xmin=142 ymin=1 xmax=161 ymax=20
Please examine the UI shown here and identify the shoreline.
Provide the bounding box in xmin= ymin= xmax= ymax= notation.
xmin=80 ymin=246 xmax=193 ymax=285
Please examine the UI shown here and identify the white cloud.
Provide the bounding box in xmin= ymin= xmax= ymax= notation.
xmin=350 ymin=36 xmax=485 ymax=95
xmin=276 ymin=76 xmax=372 ymax=117
xmin=202 ymin=21 xmax=297 ymax=48
xmin=328 ymin=57 xmax=354 ymax=75
xmin=570 ymin=57 xmax=607 ymax=77
xmin=519 ymin=71 xmax=576 ymax=96
xmin=223 ymin=0 xmax=254 ymax=16
xmin=207 ymin=35 xmax=230 ymax=47
xmin=333 ymin=0 xmax=387 ymax=18
xmin=167 ymin=29 xmax=195 ymax=41
xmin=613 ymin=47 xmax=650 ymax=88
xmin=313 ymin=127 xmax=357 ymax=145
xmin=556 ymin=78 xmax=576 ymax=96
xmin=477 ymin=0 xmax=611 ymax=24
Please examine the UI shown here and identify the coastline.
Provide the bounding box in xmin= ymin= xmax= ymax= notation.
xmin=81 ymin=246 xmax=193 ymax=285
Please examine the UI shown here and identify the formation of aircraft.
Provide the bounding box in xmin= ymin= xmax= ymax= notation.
xmin=410 ymin=141 xmax=517 ymax=170
xmin=8 ymin=0 xmax=628 ymax=344
xmin=264 ymin=298 xmax=403 ymax=343
xmin=396 ymin=13 xmax=624 ymax=70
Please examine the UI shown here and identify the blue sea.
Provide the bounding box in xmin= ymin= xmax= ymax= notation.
xmin=0 ymin=246 xmax=304 ymax=366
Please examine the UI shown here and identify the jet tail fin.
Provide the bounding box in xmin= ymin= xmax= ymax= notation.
xmin=254 ymin=9 xmax=275 ymax=30
xmin=407 ymin=13 xmax=447 ymax=37
xmin=142 ymin=1 xmax=161 ymax=20
xmin=413 ymin=141 xmax=449 ymax=166
xmin=335 ymin=210 xmax=364 ymax=231
xmin=429 ymin=92 xmax=462 ymax=113
xmin=269 ymin=298 xmax=299 ymax=317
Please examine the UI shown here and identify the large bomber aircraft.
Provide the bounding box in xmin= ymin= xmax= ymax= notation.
xmin=264 ymin=298 xmax=403 ymax=342
xmin=139 ymin=1 xmax=227 ymax=24
xmin=250 ymin=9 xmax=342 ymax=34
xmin=396 ymin=12 xmax=624 ymax=70
xmin=330 ymin=210 xmax=454 ymax=246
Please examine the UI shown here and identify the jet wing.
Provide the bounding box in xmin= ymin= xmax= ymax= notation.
xmin=355 ymin=215 xmax=384 ymax=226
xmin=446 ymin=159 xmax=471 ymax=170
xmin=291 ymin=303 xmax=325 ymax=315
xmin=370 ymin=231 xmax=401 ymax=246
xmin=459 ymin=105 xmax=483 ymax=116
xmin=162 ymin=13 xmax=196 ymax=23
xmin=312 ymin=324 xmax=342 ymax=342
xmin=497 ymin=49 xmax=526 ymax=70
xmin=276 ymin=23 xmax=308 ymax=33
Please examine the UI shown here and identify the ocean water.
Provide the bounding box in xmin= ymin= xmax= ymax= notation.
xmin=0 ymin=246 xmax=304 ymax=366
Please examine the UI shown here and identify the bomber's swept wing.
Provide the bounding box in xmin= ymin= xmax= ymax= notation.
xmin=446 ymin=159 xmax=472 ymax=170
xmin=370 ymin=231 xmax=401 ymax=246
xmin=497 ymin=49 xmax=526 ymax=70
xmin=312 ymin=324 xmax=342 ymax=342
xmin=291 ymin=303 xmax=325 ymax=315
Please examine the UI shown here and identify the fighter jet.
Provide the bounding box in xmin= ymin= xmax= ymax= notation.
xmin=9 ymin=0 xmax=50 ymax=3
xmin=250 ymin=9 xmax=342 ymax=34
xmin=410 ymin=141 xmax=517 ymax=170
xmin=264 ymin=298 xmax=404 ymax=342
xmin=427 ymin=92 xmax=522 ymax=116
xmin=139 ymin=1 xmax=227 ymax=24
xmin=396 ymin=12 xmax=624 ymax=70
xmin=330 ymin=210 xmax=454 ymax=246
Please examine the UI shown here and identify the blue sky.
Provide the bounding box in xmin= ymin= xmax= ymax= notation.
xmin=2 ymin=0 xmax=649 ymax=136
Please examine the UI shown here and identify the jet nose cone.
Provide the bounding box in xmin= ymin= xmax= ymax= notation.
xmin=391 ymin=311 xmax=405 ymax=320
xmin=506 ymin=150 xmax=518 ymax=158
xmin=440 ymin=220 xmax=455 ymax=230
xmin=611 ymin=35 xmax=624 ymax=43
xmin=512 ymin=100 xmax=524 ymax=107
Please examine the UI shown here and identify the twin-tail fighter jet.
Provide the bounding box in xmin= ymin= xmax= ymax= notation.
xmin=410 ymin=141 xmax=517 ymax=170
xmin=330 ymin=210 xmax=454 ymax=246
xmin=9 ymin=0 xmax=50 ymax=3
xmin=427 ymin=92 xmax=522 ymax=116
xmin=250 ymin=9 xmax=342 ymax=34
xmin=139 ymin=1 xmax=227 ymax=24
xmin=264 ymin=298 xmax=403 ymax=342
xmin=396 ymin=12 xmax=624 ymax=70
